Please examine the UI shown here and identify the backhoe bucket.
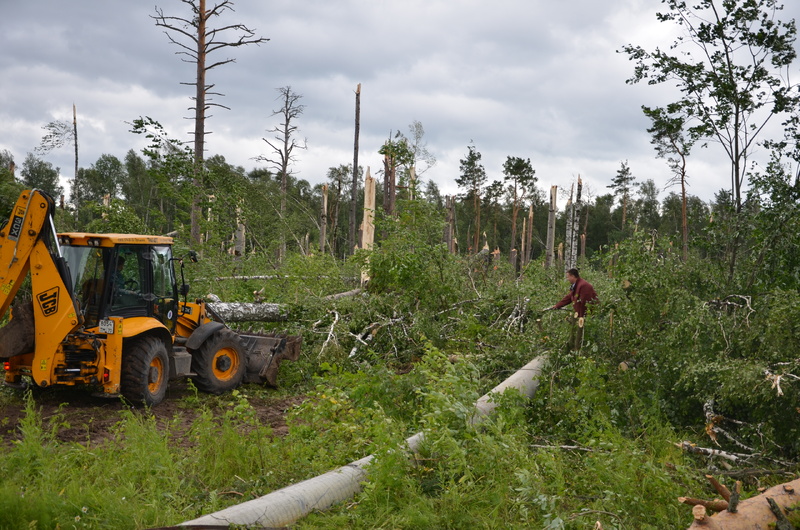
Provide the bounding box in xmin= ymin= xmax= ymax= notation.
xmin=239 ymin=332 xmax=302 ymax=387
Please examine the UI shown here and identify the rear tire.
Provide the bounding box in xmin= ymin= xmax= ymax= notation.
xmin=121 ymin=336 xmax=169 ymax=406
xmin=191 ymin=329 xmax=246 ymax=394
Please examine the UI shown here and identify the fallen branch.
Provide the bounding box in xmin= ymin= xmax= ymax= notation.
xmin=318 ymin=311 xmax=340 ymax=356
xmin=679 ymin=497 xmax=729 ymax=513
xmin=705 ymin=475 xmax=731 ymax=502
xmin=323 ymin=288 xmax=362 ymax=301
xmin=530 ymin=444 xmax=596 ymax=453
xmin=677 ymin=440 xmax=794 ymax=468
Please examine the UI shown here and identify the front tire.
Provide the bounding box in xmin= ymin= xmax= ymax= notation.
xmin=121 ymin=336 xmax=170 ymax=406
xmin=191 ymin=329 xmax=246 ymax=394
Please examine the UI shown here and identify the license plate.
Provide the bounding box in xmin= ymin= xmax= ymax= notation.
xmin=99 ymin=320 xmax=115 ymax=334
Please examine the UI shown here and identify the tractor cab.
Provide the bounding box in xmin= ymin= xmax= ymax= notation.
xmin=58 ymin=233 xmax=178 ymax=333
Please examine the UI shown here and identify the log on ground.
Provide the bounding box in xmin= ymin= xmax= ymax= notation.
xmin=208 ymin=302 xmax=289 ymax=323
xmin=687 ymin=478 xmax=800 ymax=529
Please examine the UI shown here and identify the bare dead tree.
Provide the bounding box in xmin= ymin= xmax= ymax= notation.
xmin=257 ymin=86 xmax=307 ymax=262
xmin=152 ymin=0 xmax=268 ymax=244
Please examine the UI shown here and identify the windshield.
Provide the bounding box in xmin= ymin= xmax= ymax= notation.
xmin=62 ymin=245 xmax=111 ymax=327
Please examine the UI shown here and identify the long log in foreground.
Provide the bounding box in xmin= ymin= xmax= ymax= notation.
xmin=687 ymin=478 xmax=800 ymax=529
xmin=180 ymin=356 xmax=547 ymax=528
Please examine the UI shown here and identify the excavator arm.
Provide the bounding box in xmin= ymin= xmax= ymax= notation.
xmin=0 ymin=190 xmax=81 ymax=385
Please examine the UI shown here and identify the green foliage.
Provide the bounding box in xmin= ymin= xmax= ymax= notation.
xmin=362 ymin=200 xmax=460 ymax=311
xmin=622 ymin=0 xmax=798 ymax=211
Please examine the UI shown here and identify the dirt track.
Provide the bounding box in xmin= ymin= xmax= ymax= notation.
xmin=0 ymin=380 xmax=304 ymax=448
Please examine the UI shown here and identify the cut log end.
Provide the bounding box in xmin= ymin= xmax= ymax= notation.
xmin=0 ymin=302 xmax=35 ymax=360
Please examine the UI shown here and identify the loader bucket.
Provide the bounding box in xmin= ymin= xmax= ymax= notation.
xmin=239 ymin=332 xmax=302 ymax=387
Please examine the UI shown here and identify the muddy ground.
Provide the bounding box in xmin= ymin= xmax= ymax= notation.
xmin=0 ymin=380 xmax=305 ymax=449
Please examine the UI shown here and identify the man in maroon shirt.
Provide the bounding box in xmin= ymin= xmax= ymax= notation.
xmin=546 ymin=268 xmax=598 ymax=317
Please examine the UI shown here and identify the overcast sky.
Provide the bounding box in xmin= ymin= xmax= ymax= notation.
xmin=2 ymin=0 xmax=799 ymax=207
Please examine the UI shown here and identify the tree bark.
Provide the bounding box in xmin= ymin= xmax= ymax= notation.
xmin=208 ymin=302 xmax=288 ymax=322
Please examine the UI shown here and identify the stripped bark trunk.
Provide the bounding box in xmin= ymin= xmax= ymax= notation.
xmin=360 ymin=169 xmax=376 ymax=285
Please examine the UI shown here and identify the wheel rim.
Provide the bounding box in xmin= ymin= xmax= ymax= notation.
xmin=212 ymin=347 xmax=240 ymax=381
xmin=148 ymin=356 xmax=165 ymax=394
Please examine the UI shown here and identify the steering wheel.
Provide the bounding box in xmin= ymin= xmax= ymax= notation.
xmin=124 ymin=279 xmax=139 ymax=291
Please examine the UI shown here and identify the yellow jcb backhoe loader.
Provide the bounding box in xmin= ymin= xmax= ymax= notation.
xmin=0 ymin=189 xmax=300 ymax=405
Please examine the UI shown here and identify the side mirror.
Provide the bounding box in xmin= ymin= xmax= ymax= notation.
xmin=188 ymin=250 xmax=199 ymax=263
xmin=180 ymin=284 xmax=190 ymax=296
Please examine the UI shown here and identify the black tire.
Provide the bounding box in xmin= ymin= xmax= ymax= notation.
xmin=191 ymin=329 xmax=246 ymax=394
xmin=121 ymin=336 xmax=170 ymax=406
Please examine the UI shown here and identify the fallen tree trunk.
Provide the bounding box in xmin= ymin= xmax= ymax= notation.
xmin=207 ymin=302 xmax=289 ymax=323
xmin=180 ymin=356 xmax=547 ymax=528
xmin=687 ymin=478 xmax=800 ymax=529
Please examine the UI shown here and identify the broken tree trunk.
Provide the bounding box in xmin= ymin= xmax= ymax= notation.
xmin=320 ymin=184 xmax=328 ymax=254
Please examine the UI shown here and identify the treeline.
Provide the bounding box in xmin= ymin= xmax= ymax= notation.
xmin=1 ymin=139 xmax=720 ymax=265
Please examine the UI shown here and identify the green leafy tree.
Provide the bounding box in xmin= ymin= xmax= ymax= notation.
xmin=483 ymin=180 xmax=506 ymax=251
xmin=632 ymin=179 xmax=661 ymax=232
xmin=378 ymin=132 xmax=414 ymax=215
xmin=607 ymin=160 xmax=635 ymax=228
xmin=621 ymin=0 xmax=799 ymax=214
xmin=502 ymin=156 xmax=537 ymax=261
xmin=20 ymin=153 xmax=63 ymax=200
xmin=644 ymin=106 xmax=697 ymax=261
xmin=660 ymin=192 xmax=709 ymax=249
xmin=129 ymin=117 xmax=195 ymax=236
xmin=456 ymin=144 xmax=487 ymax=252
xmin=0 ymin=150 xmax=23 ymax=219
xmin=71 ymin=154 xmax=127 ymax=228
